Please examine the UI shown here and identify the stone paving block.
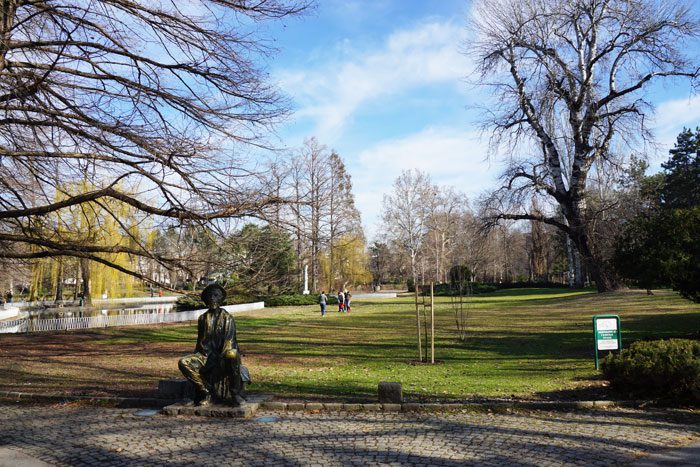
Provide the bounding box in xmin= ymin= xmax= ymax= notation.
xmin=261 ymin=401 xmax=287 ymax=411
xmin=161 ymin=405 xmax=180 ymax=416
xmin=378 ymin=382 xmax=402 ymax=403
xmin=286 ymin=402 xmax=305 ymax=411
xmin=420 ymin=403 xmax=443 ymax=412
xmin=158 ymin=379 xmax=187 ymax=398
xmin=0 ymin=447 xmax=51 ymax=467
xmin=382 ymin=403 xmax=401 ymax=412
xmin=342 ymin=403 xmax=361 ymax=411
xmin=487 ymin=403 xmax=515 ymax=414
xmin=2 ymin=402 xmax=698 ymax=466
xmin=244 ymin=393 xmax=275 ymax=404
xmin=157 ymin=379 xmax=196 ymax=400
xmin=162 ymin=401 xmax=257 ymax=419
xmin=402 ymin=403 xmax=421 ymax=411
xmin=459 ymin=403 xmax=488 ymax=412
xmin=323 ymin=403 xmax=343 ymax=411
xmin=362 ymin=404 xmax=381 ymax=411
xmin=305 ymin=403 xmax=323 ymax=411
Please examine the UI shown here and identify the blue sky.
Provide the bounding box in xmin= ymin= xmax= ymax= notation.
xmin=263 ymin=0 xmax=700 ymax=240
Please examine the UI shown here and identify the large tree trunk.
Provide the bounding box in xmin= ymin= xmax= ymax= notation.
xmin=565 ymin=237 xmax=584 ymax=288
xmin=564 ymin=186 xmax=620 ymax=292
xmin=80 ymin=258 xmax=92 ymax=305
xmin=54 ymin=258 xmax=63 ymax=303
xmin=569 ymin=223 xmax=619 ymax=292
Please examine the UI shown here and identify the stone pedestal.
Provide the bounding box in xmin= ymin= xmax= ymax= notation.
xmin=378 ymin=382 xmax=402 ymax=403
xmin=158 ymin=379 xmax=195 ymax=399
xmin=162 ymin=401 xmax=257 ymax=418
xmin=161 ymin=393 xmax=273 ymax=418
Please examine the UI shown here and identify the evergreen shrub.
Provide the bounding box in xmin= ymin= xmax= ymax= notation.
xmin=175 ymin=293 xmax=258 ymax=311
xmin=601 ymin=339 xmax=700 ymax=402
xmin=262 ymin=294 xmax=338 ymax=307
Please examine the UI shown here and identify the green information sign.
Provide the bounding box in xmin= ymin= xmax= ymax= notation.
xmin=593 ymin=314 xmax=621 ymax=369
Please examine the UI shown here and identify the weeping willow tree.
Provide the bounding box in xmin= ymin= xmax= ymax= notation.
xmin=28 ymin=182 xmax=147 ymax=304
xmin=319 ymin=234 xmax=373 ymax=292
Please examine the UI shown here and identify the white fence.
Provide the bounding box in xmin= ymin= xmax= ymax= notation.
xmin=0 ymin=318 xmax=26 ymax=333
xmin=0 ymin=306 xmax=20 ymax=320
xmin=352 ymin=292 xmax=398 ymax=299
xmin=0 ymin=302 xmax=264 ymax=334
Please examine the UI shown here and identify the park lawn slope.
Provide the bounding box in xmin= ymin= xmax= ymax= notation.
xmin=0 ymin=288 xmax=697 ymax=401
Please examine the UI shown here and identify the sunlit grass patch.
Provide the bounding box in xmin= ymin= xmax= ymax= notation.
xmin=0 ymin=288 xmax=697 ymax=401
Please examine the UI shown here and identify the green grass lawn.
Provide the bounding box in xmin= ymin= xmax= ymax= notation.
xmin=95 ymin=288 xmax=700 ymax=402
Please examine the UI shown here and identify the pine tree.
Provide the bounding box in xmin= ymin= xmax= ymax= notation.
xmin=662 ymin=128 xmax=700 ymax=209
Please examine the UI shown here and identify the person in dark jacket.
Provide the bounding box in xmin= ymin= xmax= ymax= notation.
xmin=344 ymin=290 xmax=351 ymax=313
xmin=319 ymin=291 xmax=327 ymax=317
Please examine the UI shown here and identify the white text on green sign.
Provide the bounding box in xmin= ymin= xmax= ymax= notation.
xmin=595 ymin=318 xmax=619 ymax=350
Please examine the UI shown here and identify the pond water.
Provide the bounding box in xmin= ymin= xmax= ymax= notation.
xmin=23 ymin=302 xmax=176 ymax=319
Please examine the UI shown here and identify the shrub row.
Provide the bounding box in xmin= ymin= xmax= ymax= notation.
xmin=427 ymin=281 xmax=573 ymax=297
xmin=261 ymin=294 xmax=338 ymax=307
xmin=176 ymin=293 xmax=257 ymax=311
xmin=491 ymin=281 xmax=571 ymax=289
xmin=427 ymin=282 xmax=507 ymax=296
xmin=176 ymin=293 xmax=339 ymax=310
xmin=601 ymin=338 xmax=700 ymax=402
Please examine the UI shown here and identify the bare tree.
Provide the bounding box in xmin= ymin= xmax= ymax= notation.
xmin=381 ymin=169 xmax=436 ymax=286
xmin=279 ymin=139 xmax=364 ymax=293
xmin=425 ymin=187 xmax=469 ymax=283
xmin=471 ymin=0 xmax=699 ymax=291
xmin=296 ymin=138 xmax=333 ymax=292
xmin=0 ymin=0 xmax=308 ymax=288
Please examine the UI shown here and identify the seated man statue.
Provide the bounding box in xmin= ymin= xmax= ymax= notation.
xmin=178 ymin=284 xmax=250 ymax=406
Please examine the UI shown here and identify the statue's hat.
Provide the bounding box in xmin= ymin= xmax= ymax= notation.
xmin=201 ymin=283 xmax=227 ymax=303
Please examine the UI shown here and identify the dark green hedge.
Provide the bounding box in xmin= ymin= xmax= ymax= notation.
xmin=601 ymin=339 xmax=700 ymax=402
xmin=176 ymin=293 xmax=338 ymax=310
xmin=261 ymin=294 xmax=338 ymax=307
xmin=428 ymin=281 xmax=573 ymax=297
xmin=426 ymin=283 xmax=498 ymax=296
xmin=176 ymin=293 xmax=257 ymax=311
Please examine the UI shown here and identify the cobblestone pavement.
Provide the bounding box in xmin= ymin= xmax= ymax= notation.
xmin=1 ymin=404 xmax=698 ymax=466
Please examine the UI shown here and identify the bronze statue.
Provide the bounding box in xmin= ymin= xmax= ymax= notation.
xmin=178 ymin=284 xmax=249 ymax=406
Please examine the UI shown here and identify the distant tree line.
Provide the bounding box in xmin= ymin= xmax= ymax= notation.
xmin=375 ymin=169 xmax=572 ymax=290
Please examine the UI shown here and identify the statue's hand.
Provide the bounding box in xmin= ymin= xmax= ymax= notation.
xmin=223 ymin=349 xmax=238 ymax=360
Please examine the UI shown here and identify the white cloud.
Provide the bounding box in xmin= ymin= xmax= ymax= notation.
xmin=351 ymin=127 xmax=497 ymax=240
xmin=652 ymin=95 xmax=700 ymax=162
xmin=277 ymin=20 xmax=472 ymax=142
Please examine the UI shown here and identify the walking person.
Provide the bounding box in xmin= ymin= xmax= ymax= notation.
xmin=319 ymin=291 xmax=327 ymax=317
xmin=337 ymin=290 xmax=345 ymax=312
xmin=344 ymin=290 xmax=351 ymax=313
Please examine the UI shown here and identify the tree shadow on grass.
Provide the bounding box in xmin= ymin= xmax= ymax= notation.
xmin=617 ymin=312 xmax=700 ymax=342
xmin=534 ymin=381 xmax=613 ymax=402
xmin=455 ymin=329 xmax=593 ymax=360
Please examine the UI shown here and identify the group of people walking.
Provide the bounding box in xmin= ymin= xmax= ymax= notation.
xmin=318 ymin=289 xmax=351 ymax=317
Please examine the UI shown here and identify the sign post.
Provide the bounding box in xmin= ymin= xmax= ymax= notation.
xmin=593 ymin=314 xmax=621 ymax=369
